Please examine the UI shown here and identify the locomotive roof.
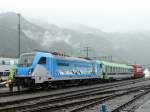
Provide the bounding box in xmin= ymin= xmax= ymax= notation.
xmin=35 ymin=51 xmax=97 ymax=63
xmin=53 ymin=54 xmax=99 ymax=63
xmin=24 ymin=52 xmax=100 ymax=63
xmin=102 ymin=61 xmax=132 ymax=69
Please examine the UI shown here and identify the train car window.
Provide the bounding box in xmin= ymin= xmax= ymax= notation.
xmin=117 ymin=67 xmax=118 ymax=73
xmin=113 ymin=67 xmax=115 ymax=73
xmin=128 ymin=69 xmax=130 ymax=73
xmin=121 ymin=68 xmax=123 ymax=73
xmin=117 ymin=67 xmax=119 ymax=73
xmin=115 ymin=67 xmax=117 ymax=73
xmin=130 ymin=69 xmax=132 ymax=73
xmin=110 ymin=66 xmax=112 ymax=73
xmin=38 ymin=57 xmax=46 ymax=64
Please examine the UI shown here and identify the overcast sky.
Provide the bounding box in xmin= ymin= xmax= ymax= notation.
xmin=0 ymin=0 xmax=150 ymax=32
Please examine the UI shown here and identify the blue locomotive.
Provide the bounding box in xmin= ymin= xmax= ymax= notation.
xmin=15 ymin=52 xmax=102 ymax=87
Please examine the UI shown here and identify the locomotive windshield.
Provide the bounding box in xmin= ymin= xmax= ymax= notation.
xmin=18 ymin=53 xmax=35 ymax=67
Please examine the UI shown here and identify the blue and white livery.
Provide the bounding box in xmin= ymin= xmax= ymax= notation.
xmin=15 ymin=52 xmax=102 ymax=87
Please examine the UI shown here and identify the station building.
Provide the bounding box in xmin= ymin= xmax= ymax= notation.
xmin=0 ymin=57 xmax=18 ymax=81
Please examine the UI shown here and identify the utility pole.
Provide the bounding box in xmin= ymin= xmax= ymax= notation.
xmin=82 ymin=47 xmax=92 ymax=58
xmin=17 ymin=13 xmax=21 ymax=58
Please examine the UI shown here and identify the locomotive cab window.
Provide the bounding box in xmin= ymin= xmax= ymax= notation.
xmin=38 ymin=57 xmax=46 ymax=64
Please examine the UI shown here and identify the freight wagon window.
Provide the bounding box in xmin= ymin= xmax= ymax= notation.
xmin=38 ymin=57 xmax=46 ymax=64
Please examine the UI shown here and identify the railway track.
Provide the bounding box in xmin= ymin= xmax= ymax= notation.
xmin=0 ymin=78 xmax=145 ymax=97
xmin=0 ymin=78 xmax=148 ymax=112
xmin=0 ymin=88 xmax=42 ymax=97
xmin=19 ymin=84 xmax=150 ymax=112
xmin=111 ymin=86 xmax=150 ymax=112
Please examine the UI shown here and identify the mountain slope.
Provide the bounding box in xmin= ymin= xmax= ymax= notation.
xmin=0 ymin=12 xmax=149 ymax=67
